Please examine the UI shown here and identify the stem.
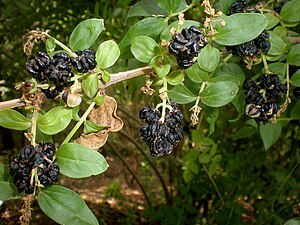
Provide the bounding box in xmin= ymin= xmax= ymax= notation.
xmin=107 ymin=141 xmax=152 ymax=208
xmin=262 ymin=54 xmax=270 ymax=74
xmin=44 ymin=33 xmax=77 ymax=57
xmin=202 ymin=164 xmax=224 ymax=207
xmin=30 ymin=110 xmax=38 ymax=147
xmin=223 ymin=53 xmax=233 ymax=64
xmin=271 ymin=161 xmax=300 ymax=214
xmin=0 ymin=66 xmax=154 ymax=110
xmin=0 ymin=98 xmax=23 ymax=110
xmin=100 ymin=65 xmax=153 ymax=88
xmin=61 ymin=101 xmax=95 ymax=145
xmin=159 ymin=78 xmax=169 ymax=123
xmin=119 ymin=130 xmax=170 ymax=202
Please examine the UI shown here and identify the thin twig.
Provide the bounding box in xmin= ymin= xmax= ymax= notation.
xmin=106 ymin=141 xmax=152 ymax=208
xmin=202 ymin=164 xmax=224 ymax=207
xmin=100 ymin=65 xmax=153 ymax=88
xmin=0 ymin=66 xmax=154 ymax=110
xmin=119 ymin=130 xmax=170 ymax=202
xmin=0 ymin=98 xmax=24 ymax=110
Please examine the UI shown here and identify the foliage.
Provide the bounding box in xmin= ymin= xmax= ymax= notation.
xmin=0 ymin=0 xmax=300 ymax=224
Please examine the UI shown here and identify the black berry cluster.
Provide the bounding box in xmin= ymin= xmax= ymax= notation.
xmin=227 ymin=0 xmax=248 ymax=15
xmin=139 ymin=102 xmax=183 ymax=157
xmin=244 ymin=74 xmax=287 ymax=124
xmin=169 ymin=26 xmax=206 ymax=69
xmin=226 ymin=0 xmax=271 ymax=56
xmin=9 ymin=142 xmax=60 ymax=194
xmin=71 ymin=49 xmax=97 ymax=73
xmin=25 ymin=49 xmax=96 ymax=99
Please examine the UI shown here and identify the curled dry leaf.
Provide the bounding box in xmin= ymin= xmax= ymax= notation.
xmin=76 ymin=95 xmax=124 ymax=150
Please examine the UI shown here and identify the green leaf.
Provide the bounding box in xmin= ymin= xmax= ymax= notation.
xmin=291 ymin=101 xmax=300 ymax=119
xmin=186 ymin=64 xmax=209 ymax=83
xmin=56 ymin=143 xmax=108 ymax=178
xmin=101 ymin=70 xmax=110 ymax=83
xmin=131 ymin=36 xmax=161 ymax=63
xmin=265 ymin=13 xmax=280 ymax=30
xmin=210 ymin=75 xmax=240 ymax=86
xmin=280 ymin=0 xmax=300 ymax=23
xmin=166 ymin=70 xmax=184 ymax=85
xmin=0 ymin=109 xmax=31 ymax=130
xmin=156 ymin=0 xmax=181 ymax=14
xmin=284 ymin=218 xmax=300 ymax=225
xmin=96 ymin=40 xmax=120 ymax=69
xmin=267 ymin=31 xmax=286 ymax=56
xmin=45 ymin=37 xmax=56 ymax=54
xmin=233 ymin=126 xmax=256 ymax=139
xmin=290 ymin=70 xmax=300 ymax=87
xmin=150 ymin=55 xmax=170 ymax=78
xmin=127 ymin=0 xmax=167 ymax=19
xmin=69 ymin=18 xmax=104 ymax=51
xmin=269 ymin=62 xmax=287 ymax=77
xmin=160 ymin=20 xmax=200 ymax=41
xmin=0 ymin=164 xmax=21 ymax=201
xmin=198 ymin=153 xmax=211 ymax=164
xmin=219 ymin=63 xmax=245 ymax=85
xmin=168 ymin=84 xmax=197 ymax=104
xmin=36 ymin=127 xmax=53 ymax=143
xmin=72 ymin=106 xmax=81 ymax=121
xmin=83 ymin=120 xmax=110 ymax=135
xmin=214 ymin=13 xmax=267 ymax=46
xmin=38 ymin=185 xmax=99 ymax=225
xmin=287 ymin=44 xmax=300 ymax=66
xmin=37 ymin=106 xmax=72 ymax=135
xmin=82 ymin=73 xmax=99 ymax=99
xmin=198 ymin=44 xmax=220 ymax=72
xmin=201 ymin=81 xmax=239 ymax=107
xmin=93 ymin=95 xmax=105 ymax=106
xmin=230 ymin=89 xmax=245 ymax=122
xmin=259 ymin=123 xmax=282 ymax=151
xmin=205 ymin=107 xmax=219 ymax=136
xmin=119 ymin=17 xmax=168 ymax=54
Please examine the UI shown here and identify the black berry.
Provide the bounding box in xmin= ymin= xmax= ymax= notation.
xmin=169 ymin=26 xmax=206 ymax=69
xmin=71 ymin=49 xmax=97 ymax=73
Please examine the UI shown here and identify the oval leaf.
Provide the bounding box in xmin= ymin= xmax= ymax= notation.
xmin=168 ymin=84 xmax=197 ymax=104
xmin=119 ymin=17 xmax=168 ymax=54
xmin=290 ymin=70 xmax=300 ymax=87
xmin=284 ymin=218 xmax=300 ymax=225
xmin=131 ymin=36 xmax=160 ymax=63
xmin=166 ymin=70 xmax=184 ymax=85
xmin=150 ymin=55 xmax=170 ymax=78
xmin=198 ymin=44 xmax=220 ymax=72
xmin=83 ymin=120 xmax=110 ymax=135
xmin=287 ymin=43 xmax=300 ymax=66
xmin=0 ymin=164 xmax=21 ymax=201
xmin=265 ymin=13 xmax=280 ymax=30
xmin=259 ymin=123 xmax=282 ymax=151
xmin=69 ymin=18 xmax=104 ymax=51
xmin=96 ymin=40 xmax=120 ymax=69
xmin=38 ymin=185 xmax=99 ymax=225
xmin=127 ymin=0 xmax=167 ymax=19
xmin=267 ymin=31 xmax=286 ymax=56
xmin=280 ymin=0 xmax=300 ymax=23
xmin=37 ymin=107 xmax=72 ymax=135
xmin=56 ymin=143 xmax=108 ymax=178
xmin=82 ymin=73 xmax=99 ymax=99
xmin=201 ymin=81 xmax=239 ymax=107
xmin=156 ymin=0 xmax=181 ymax=14
xmin=186 ymin=64 xmax=209 ymax=83
xmin=0 ymin=109 xmax=31 ymax=130
xmin=214 ymin=13 xmax=267 ymax=46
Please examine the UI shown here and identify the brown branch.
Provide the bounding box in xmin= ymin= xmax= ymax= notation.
xmin=100 ymin=65 xmax=153 ymax=88
xmin=0 ymin=98 xmax=24 ymax=110
xmin=0 ymin=66 xmax=154 ymax=110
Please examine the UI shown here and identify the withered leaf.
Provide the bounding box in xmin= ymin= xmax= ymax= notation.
xmin=75 ymin=95 xmax=123 ymax=150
